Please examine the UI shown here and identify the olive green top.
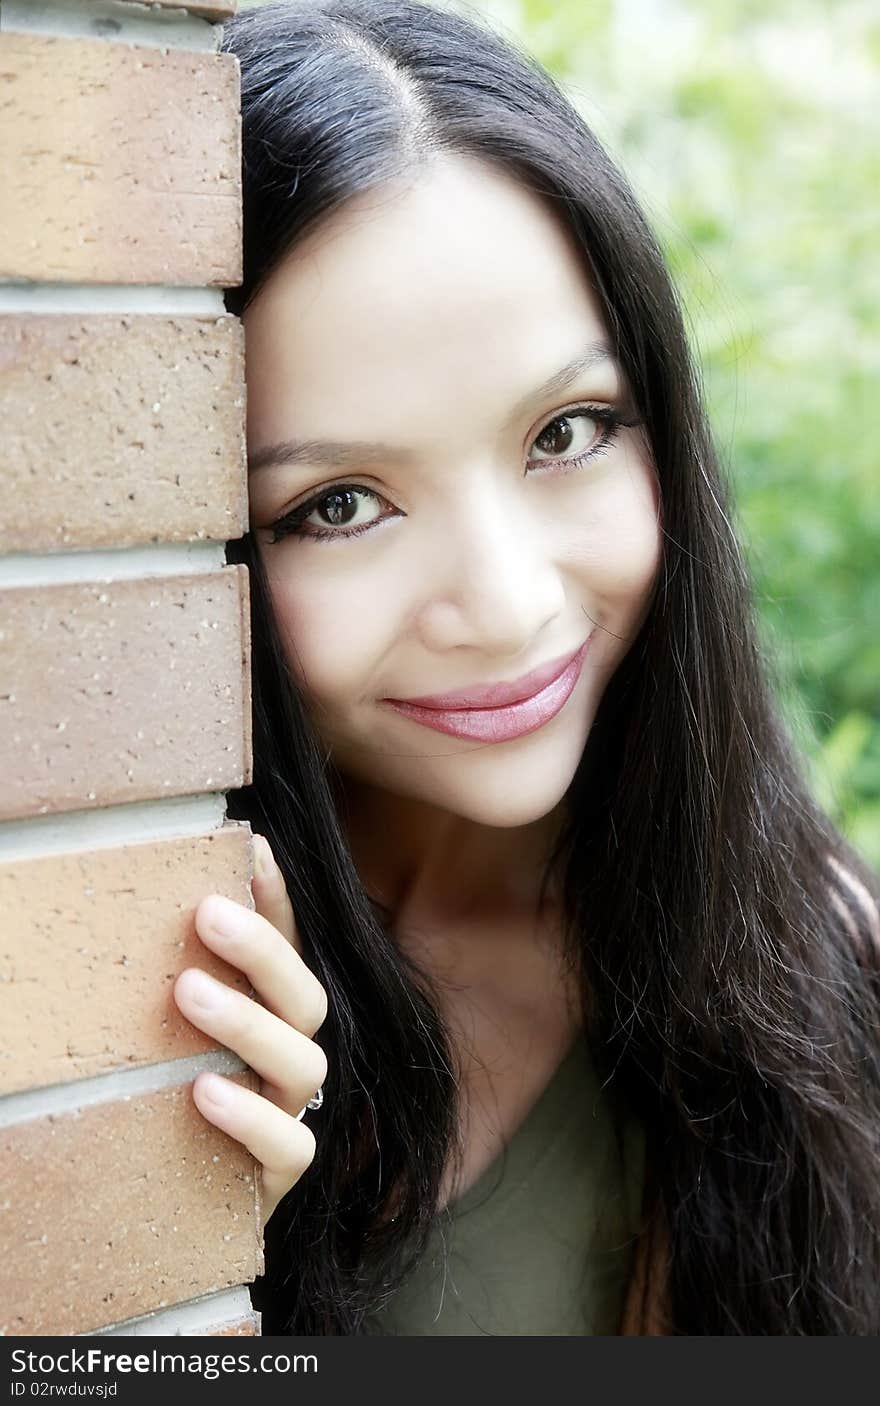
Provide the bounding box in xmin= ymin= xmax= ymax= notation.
xmin=364 ymin=1036 xmax=646 ymax=1336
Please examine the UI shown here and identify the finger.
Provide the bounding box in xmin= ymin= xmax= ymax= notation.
xmin=195 ymin=893 xmax=328 ymax=1037
xmin=192 ymin=1072 xmax=317 ymax=1224
xmin=252 ymin=833 xmax=300 ymax=954
xmin=174 ymin=967 xmax=327 ymax=1110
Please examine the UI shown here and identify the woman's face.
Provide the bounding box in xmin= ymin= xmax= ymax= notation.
xmin=243 ymin=154 xmax=661 ymax=829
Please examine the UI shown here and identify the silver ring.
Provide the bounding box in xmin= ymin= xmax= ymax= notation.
xmin=294 ymin=1085 xmax=324 ymax=1122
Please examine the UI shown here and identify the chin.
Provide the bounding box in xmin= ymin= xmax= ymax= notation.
xmin=351 ymin=732 xmax=586 ymax=830
xmin=450 ymin=788 xmax=568 ymax=830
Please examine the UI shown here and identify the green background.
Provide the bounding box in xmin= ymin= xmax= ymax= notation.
xmin=238 ymin=0 xmax=880 ymax=869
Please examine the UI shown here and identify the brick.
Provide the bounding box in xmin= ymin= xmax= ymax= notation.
xmin=0 ymin=315 xmax=247 ymax=552
xmin=117 ymin=1 xmax=238 ymax=16
xmin=0 ymin=1077 xmax=263 ymax=1336
xmin=0 ymin=34 xmax=241 ymax=286
xmin=0 ymin=825 xmax=259 ymax=1095
xmin=0 ymin=569 xmax=252 ymax=822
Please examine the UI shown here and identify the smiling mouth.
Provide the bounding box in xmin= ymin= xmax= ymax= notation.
xmin=388 ymin=641 xmax=589 ymax=711
xmin=381 ymin=638 xmax=592 ymax=743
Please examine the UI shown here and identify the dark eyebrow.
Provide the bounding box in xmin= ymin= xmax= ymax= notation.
xmin=503 ymin=340 xmax=616 ymax=427
xmin=248 ymin=435 xmax=413 ymax=474
xmin=247 ymin=340 xmax=616 ymax=474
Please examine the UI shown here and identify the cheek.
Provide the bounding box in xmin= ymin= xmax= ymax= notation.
xmin=262 ymin=555 xmax=400 ymax=712
xmin=569 ymin=459 xmax=661 ymax=603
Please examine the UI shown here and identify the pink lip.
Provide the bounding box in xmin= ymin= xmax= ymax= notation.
xmin=390 ymin=642 xmax=589 ymax=710
xmin=381 ymin=638 xmax=591 ymax=744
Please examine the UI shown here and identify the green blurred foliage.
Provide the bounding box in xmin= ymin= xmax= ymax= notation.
xmin=238 ymin=0 xmax=879 ymax=869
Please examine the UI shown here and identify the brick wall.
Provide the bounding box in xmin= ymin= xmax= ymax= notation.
xmin=0 ymin=0 xmax=262 ymax=1336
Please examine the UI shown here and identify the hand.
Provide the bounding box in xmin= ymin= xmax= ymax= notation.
xmin=173 ymin=833 xmax=328 ymax=1225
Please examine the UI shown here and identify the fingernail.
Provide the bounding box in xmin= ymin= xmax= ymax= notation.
xmin=253 ymin=834 xmax=274 ymax=880
xmin=199 ymin=1073 xmax=232 ymax=1108
xmin=183 ymin=969 xmax=228 ymax=1013
xmin=202 ymin=893 xmax=249 ymax=941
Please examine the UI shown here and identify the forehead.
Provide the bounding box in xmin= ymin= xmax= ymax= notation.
xmin=242 ymin=153 xmax=611 ymax=440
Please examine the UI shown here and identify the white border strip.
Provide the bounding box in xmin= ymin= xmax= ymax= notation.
xmin=0 ymin=1050 xmax=250 ymax=1128
xmin=0 ymin=287 xmax=228 ymax=314
xmin=0 ymin=794 xmax=231 ymax=860
xmin=92 ymin=1286 xmax=257 ymax=1338
xmin=0 ymin=542 xmax=229 ymax=587
xmin=0 ymin=0 xmax=223 ymax=52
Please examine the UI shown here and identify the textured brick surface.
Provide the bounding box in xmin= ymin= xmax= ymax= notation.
xmin=0 ymin=34 xmax=241 ymax=286
xmin=0 ymin=1076 xmax=263 ymax=1337
xmin=0 ymin=569 xmax=252 ymax=822
xmin=0 ymin=825 xmax=257 ymax=1095
xmin=0 ymin=315 xmax=247 ymax=552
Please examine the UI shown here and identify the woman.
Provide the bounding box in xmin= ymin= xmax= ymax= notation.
xmin=172 ymin=0 xmax=880 ymax=1334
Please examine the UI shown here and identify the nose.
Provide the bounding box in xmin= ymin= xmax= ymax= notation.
xmin=416 ymin=478 xmax=566 ymax=656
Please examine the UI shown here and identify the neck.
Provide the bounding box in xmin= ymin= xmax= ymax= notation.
xmin=334 ymin=773 xmax=567 ymax=931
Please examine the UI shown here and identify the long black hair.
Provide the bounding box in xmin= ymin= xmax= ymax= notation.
xmin=221 ymin=0 xmax=880 ymax=1334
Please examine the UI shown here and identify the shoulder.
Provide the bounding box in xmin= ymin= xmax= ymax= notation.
xmin=824 ymin=853 xmax=880 ymax=963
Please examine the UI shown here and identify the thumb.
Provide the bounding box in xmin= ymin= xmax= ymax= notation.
xmin=251 ymin=833 xmax=302 ymax=956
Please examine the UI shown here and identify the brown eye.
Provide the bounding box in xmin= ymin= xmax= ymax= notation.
xmin=530 ymin=410 xmax=605 ymax=464
xmin=527 ymin=406 xmax=634 ymax=474
xmin=534 ymin=416 xmax=578 ymax=456
xmin=318 ymin=489 xmax=361 ymax=526
xmin=268 ymin=483 xmax=392 ymax=543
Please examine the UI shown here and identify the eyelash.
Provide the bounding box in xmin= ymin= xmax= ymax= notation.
xmin=265 ymin=403 xmax=640 ymax=544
